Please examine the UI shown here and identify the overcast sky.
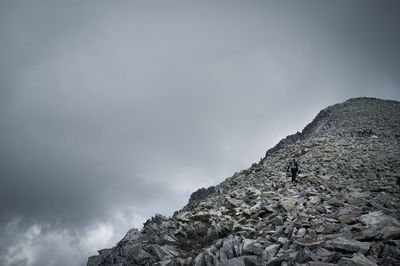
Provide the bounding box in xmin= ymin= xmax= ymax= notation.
xmin=0 ymin=1 xmax=399 ymax=265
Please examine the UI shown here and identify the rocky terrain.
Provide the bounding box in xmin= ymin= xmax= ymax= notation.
xmin=88 ymin=97 xmax=400 ymax=266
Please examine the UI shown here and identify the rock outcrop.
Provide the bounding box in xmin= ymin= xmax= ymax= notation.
xmin=88 ymin=97 xmax=400 ymax=266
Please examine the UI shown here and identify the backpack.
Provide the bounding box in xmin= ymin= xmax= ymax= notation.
xmin=289 ymin=160 xmax=298 ymax=169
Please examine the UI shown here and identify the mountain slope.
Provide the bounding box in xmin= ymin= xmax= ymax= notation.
xmin=88 ymin=97 xmax=400 ymax=266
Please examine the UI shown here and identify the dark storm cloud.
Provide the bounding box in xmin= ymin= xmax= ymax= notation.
xmin=0 ymin=1 xmax=399 ymax=265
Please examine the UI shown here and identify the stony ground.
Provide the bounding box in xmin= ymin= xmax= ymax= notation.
xmin=88 ymin=97 xmax=400 ymax=266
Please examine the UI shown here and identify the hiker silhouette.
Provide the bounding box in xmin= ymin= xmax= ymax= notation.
xmin=287 ymin=158 xmax=299 ymax=182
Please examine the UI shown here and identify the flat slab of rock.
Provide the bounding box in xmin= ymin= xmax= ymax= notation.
xmin=323 ymin=237 xmax=370 ymax=254
xmin=280 ymin=197 xmax=298 ymax=211
xmin=295 ymin=238 xmax=323 ymax=249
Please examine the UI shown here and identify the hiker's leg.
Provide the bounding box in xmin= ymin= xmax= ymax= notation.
xmin=291 ymin=169 xmax=296 ymax=182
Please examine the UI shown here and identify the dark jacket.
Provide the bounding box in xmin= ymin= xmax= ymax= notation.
xmin=287 ymin=160 xmax=298 ymax=171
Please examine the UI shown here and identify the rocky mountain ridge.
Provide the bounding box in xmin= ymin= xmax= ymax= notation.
xmin=88 ymin=97 xmax=400 ymax=266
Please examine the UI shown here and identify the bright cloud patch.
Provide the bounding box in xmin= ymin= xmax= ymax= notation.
xmin=1 ymin=224 xmax=112 ymax=266
xmin=0 ymin=211 xmax=147 ymax=266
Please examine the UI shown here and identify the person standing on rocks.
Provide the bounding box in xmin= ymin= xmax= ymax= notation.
xmin=287 ymin=158 xmax=299 ymax=182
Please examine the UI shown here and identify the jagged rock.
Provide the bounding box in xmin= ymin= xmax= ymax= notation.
xmin=186 ymin=186 xmax=216 ymax=209
xmin=242 ymin=239 xmax=263 ymax=256
xmin=308 ymin=196 xmax=320 ymax=205
xmin=175 ymin=211 xmax=191 ymax=222
xmin=151 ymin=245 xmax=177 ymax=260
xmin=226 ymin=197 xmax=242 ymax=208
xmin=359 ymin=211 xmax=400 ymax=227
xmin=379 ymin=226 xmax=400 ymax=239
xmin=309 ymin=262 xmax=335 ymax=266
xmin=136 ymin=248 xmax=153 ymax=264
xmin=265 ymin=251 xmax=291 ymax=266
xmin=296 ymin=228 xmax=306 ymax=238
xmin=378 ymin=244 xmax=400 ymax=265
xmin=261 ymin=244 xmax=280 ymax=264
xmin=277 ymin=237 xmax=288 ymax=245
xmin=87 ymin=98 xmax=400 ymax=266
xmin=87 ymin=255 xmax=103 ymax=266
xmin=294 ymin=248 xmax=312 ymax=263
xmin=153 ymin=259 xmax=179 ymax=266
xmin=270 ymin=215 xmax=284 ymax=226
xmin=120 ymin=228 xmax=141 ymax=243
xmin=295 ymin=238 xmax=323 ymax=249
xmin=220 ymin=256 xmax=259 ymax=266
xmin=279 ymin=197 xmax=298 ymax=211
xmin=193 ymin=253 xmax=207 ymax=266
xmin=337 ymin=252 xmax=378 ymax=266
xmin=327 ymin=198 xmax=345 ymax=207
xmin=216 ymin=235 xmax=242 ymax=262
xmin=323 ymin=237 xmax=371 ymax=254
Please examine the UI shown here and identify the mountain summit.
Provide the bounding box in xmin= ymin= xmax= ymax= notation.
xmin=88 ymin=97 xmax=400 ymax=266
